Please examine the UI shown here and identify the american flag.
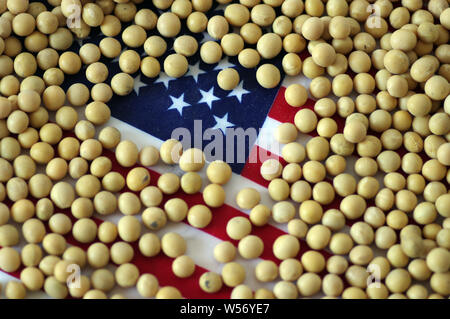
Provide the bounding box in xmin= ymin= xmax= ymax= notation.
xmin=2 ymin=3 xmax=360 ymax=299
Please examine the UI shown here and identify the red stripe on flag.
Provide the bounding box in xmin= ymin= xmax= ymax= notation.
xmin=267 ymin=87 xmax=316 ymax=124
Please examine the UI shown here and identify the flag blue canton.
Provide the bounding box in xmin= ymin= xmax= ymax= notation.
xmin=63 ymin=5 xmax=284 ymax=173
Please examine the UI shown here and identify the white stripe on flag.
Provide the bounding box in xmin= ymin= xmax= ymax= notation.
xmin=256 ymin=116 xmax=314 ymax=158
xmin=281 ymin=74 xmax=312 ymax=91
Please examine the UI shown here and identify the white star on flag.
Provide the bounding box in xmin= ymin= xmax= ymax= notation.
xmin=228 ymin=81 xmax=250 ymax=103
xmin=198 ymin=87 xmax=220 ymax=109
xmin=213 ymin=56 xmax=235 ymax=71
xmin=168 ymin=93 xmax=190 ymax=115
xmin=212 ymin=113 xmax=234 ymax=133
xmin=185 ymin=62 xmax=206 ymax=83
xmin=154 ymin=72 xmax=173 ymax=89
xmin=133 ymin=74 xmax=146 ymax=96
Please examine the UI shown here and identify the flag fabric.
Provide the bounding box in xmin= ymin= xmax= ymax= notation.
xmin=1 ymin=4 xmax=349 ymax=299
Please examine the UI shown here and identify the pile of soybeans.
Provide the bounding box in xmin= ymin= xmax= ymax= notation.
xmin=0 ymin=0 xmax=449 ymax=299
